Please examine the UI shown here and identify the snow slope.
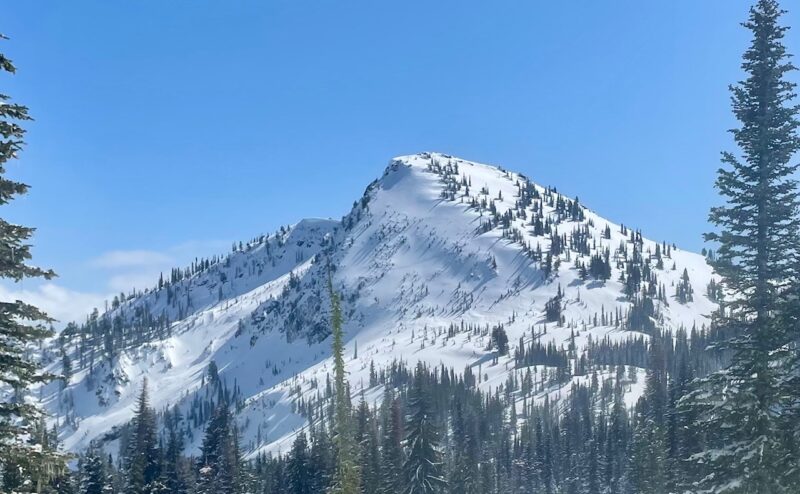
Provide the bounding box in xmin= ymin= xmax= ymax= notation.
xmin=41 ymin=153 xmax=718 ymax=457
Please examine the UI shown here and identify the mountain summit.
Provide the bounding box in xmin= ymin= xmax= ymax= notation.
xmin=45 ymin=153 xmax=718 ymax=457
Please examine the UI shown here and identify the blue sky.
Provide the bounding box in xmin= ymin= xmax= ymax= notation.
xmin=3 ymin=1 xmax=797 ymax=323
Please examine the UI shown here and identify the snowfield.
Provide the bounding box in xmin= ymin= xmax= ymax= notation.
xmin=41 ymin=153 xmax=718 ymax=458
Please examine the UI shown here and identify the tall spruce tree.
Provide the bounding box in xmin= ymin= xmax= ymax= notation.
xmin=402 ymin=363 xmax=445 ymax=494
xmin=379 ymin=390 xmax=404 ymax=494
xmin=196 ymin=403 xmax=242 ymax=494
xmin=779 ymin=266 xmax=800 ymax=487
xmin=684 ymin=1 xmax=800 ymax=491
xmin=630 ymin=337 xmax=668 ymax=494
xmin=79 ymin=447 xmax=112 ymax=494
xmin=160 ymin=406 xmax=190 ymax=494
xmin=124 ymin=380 xmax=160 ymax=494
xmin=0 ymin=34 xmax=65 ymax=490
xmin=288 ymin=431 xmax=312 ymax=494
xmin=326 ymin=273 xmax=360 ymax=494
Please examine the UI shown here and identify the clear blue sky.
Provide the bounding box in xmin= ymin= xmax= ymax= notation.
xmin=3 ymin=1 xmax=797 ymax=323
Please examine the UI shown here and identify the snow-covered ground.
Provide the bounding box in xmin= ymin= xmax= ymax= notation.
xmin=41 ymin=153 xmax=718 ymax=458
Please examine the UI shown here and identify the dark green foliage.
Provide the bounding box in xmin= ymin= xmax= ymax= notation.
xmin=684 ymin=1 xmax=800 ymax=491
xmin=402 ymin=363 xmax=445 ymax=494
xmin=0 ymin=34 xmax=65 ymax=490
xmin=196 ymin=404 xmax=242 ymax=494
xmin=675 ymin=268 xmax=693 ymax=304
xmin=379 ymin=391 xmax=404 ymax=494
xmin=124 ymin=381 xmax=161 ymax=494
xmin=327 ymin=275 xmax=361 ymax=493
xmin=161 ymin=406 xmax=192 ymax=494
xmin=490 ymin=325 xmax=509 ymax=356
xmin=288 ymin=432 xmax=312 ymax=494
xmin=544 ymin=286 xmax=563 ymax=324
xmin=79 ymin=447 xmax=111 ymax=494
xmin=57 ymin=334 xmax=741 ymax=494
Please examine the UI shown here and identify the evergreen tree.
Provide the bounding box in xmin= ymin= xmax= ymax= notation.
xmin=124 ymin=380 xmax=160 ymax=494
xmin=196 ymin=403 xmax=241 ymax=494
xmin=685 ymin=1 xmax=800 ymax=491
xmin=355 ymin=397 xmax=381 ymax=494
xmin=630 ymin=336 xmax=668 ymax=494
xmin=490 ymin=325 xmax=509 ymax=356
xmin=402 ymin=364 xmax=445 ymax=494
xmin=309 ymin=422 xmax=334 ymax=493
xmin=160 ymin=407 xmax=190 ymax=494
xmin=676 ymin=268 xmax=694 ymax=304
xmin=327 ymin=274 xmax=360 ymax=494
xmin=79 ymin=447 xmax=112 ymax=494
xmin=288 ymin=431 xmax=312 ymax=494
xmin=0 ymin=34 xmax=65 ymax=491
xmin=379 ymin=391 xmax=404 ymax=494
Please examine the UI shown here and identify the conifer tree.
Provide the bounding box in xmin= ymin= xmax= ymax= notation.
xmin=79 ymin=447 xmax=112 ymax=494
xmin=379 ymin=391 xmax=404 ymax=494
xmin=402 ymin=363 xmax=445 ymax=494
xmin=309 ymin=421 xmax=334 ymax=493
xmin=684 ymin=1 xmax=800 ymax=491
xmin=355 ymin=397 xmax=381 ymax=494
xmin=629 ymin=335 xmax=668 ymax=494
xmin=326 ymin=274 xmax=360 ymax=494
xmin=288 ymin=431 xmax=312 ymax=494
xmin=124 ymin=380 xmax=160 ymax=494
xmin=160 ymin=407 xmax=190 ymax=494
xmin=0 ymin=34 xmax=65 ymax=490
xmin=196 ymin=403 xmax=241 ymax=494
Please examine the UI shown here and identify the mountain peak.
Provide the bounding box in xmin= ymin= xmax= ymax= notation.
xmin=45 ymin=153 xmax=719 ymax=458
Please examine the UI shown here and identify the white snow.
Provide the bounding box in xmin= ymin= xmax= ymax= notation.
xmin=39 ymin=152 xmax=718 ymax=458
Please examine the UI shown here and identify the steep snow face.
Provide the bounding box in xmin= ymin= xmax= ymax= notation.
xmin=42 ymin=153 xmax=718 ymax=457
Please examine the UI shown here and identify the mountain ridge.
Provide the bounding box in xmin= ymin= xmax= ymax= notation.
xmin=41 ymin=152 xmax=719 ymax=458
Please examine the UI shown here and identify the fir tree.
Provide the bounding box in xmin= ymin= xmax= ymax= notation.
xmin=402 ymin=363 xmax=445 ymax=494
xmin=685 ymin=1 xmax=800 ymax=491
xmin=124 ymin=380 xmax=160 ymax=494
xmin=490 ymin=325 xmax=509 ymax=356
xmin=160 ymin=407 xmax=190 ymax=494
xmin=0 ymin=34 xmax=65 ymax=491
xmin=379 ymin=391 xmax=404 ymax=494
xmin=327 ymin=273 xmax=360 ymax=494
xmin=196 ymin=403 xmax=241 ymax=494
xmin=288 ymin=431 xmax=312 ymax=494
xmin=79 ymin=447 xmax=112 ymax=494
xmin=309 ymin=422 xmax=334 ymax=493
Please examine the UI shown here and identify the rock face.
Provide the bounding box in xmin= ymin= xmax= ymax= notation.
xmin=44 ymin=152 xmax=718 ymax=457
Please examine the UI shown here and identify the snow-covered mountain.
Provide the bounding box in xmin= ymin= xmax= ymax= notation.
xmin=42 ymin=152 xmax=718 ymax=458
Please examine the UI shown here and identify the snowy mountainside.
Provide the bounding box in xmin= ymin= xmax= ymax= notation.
xmin=42 ymin=152 xmax=719 ymax=457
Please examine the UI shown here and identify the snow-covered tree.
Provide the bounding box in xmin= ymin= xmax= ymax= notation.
xmin=402 ymin=363 xmax=445 ymax=494
xmin=683 ymin=1 xmax=800 ymax=491
xmin=0 ymin=33 xmax=65 ymax=492
xmin=327 ymin=274 xmax=360 ymax=494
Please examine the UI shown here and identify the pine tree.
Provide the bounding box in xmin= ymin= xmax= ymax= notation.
xmin=79 ymin=447 xmax=112 ymax=494
xmin=196 ymin=403 xmax=241 ymax=494
xmin=628 ymin=418 xmax=667 ymax=494
xmin=288 ymin=431 xmax=312 ymax=494
xmin=676 ymin=268 xmax=694 ymax=304
xmin=327 ymin=273 xmax=360 ymax=494
xmin=684 ymin=1 xmax=800 ymax=491
xmin=355 ymin=397 xmax=381 ymax=494
xmin=124 ymin=380 xmax=160 ymax=494
xmin=0 ymin=34 xmax=65 ymax=491
xmin=490 ymin=325 xmax=509 ymax=356
xmin=629 ymin=336 xmax=668 ymax=494
xmin=379 ymin=391 xmax=404 ymax=494
xmin=309 ymin=421 xmax=334 ymax=493
xmin=779 ymin=277 xmax=800 ymax=487
xmin=160 ymin=407 xmax=190 ymax=494
xmin=402 ymin=363 xmax=445 ymax=494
